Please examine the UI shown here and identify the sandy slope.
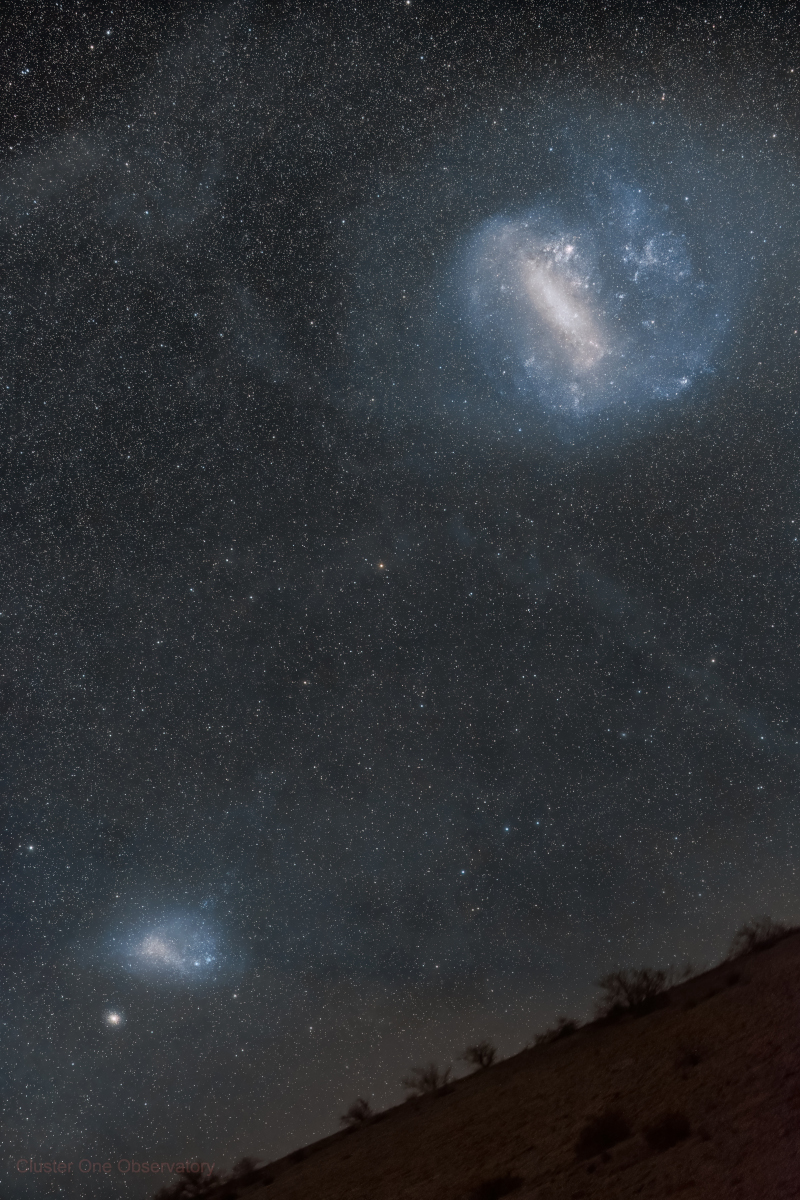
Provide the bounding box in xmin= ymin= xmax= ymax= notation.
xmin=219 ymin=934 xmax=800 ymax=1200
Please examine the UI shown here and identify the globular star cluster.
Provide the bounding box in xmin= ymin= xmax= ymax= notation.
xmin=2 ymin=0 xmax=800 ymax=1194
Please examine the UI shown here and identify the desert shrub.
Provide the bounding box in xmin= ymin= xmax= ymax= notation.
xmin=227 ymin=1158 xmax=260 ymax=1180
xmin=220 ymin=1159 xmax=271 ymax=1197
xmin=470 ymin=1175 xmax=524 ymax=1200
xmin=152 ymin=1171 xmax=221 ymax=1200
xmin=152 ymin=1158 xmax=267 ymax=1200
xmin=728 ymin=916 xmax=792 ymax=959
xmin=460 ymin=1041 xmax=498 ymax=1070
xmin=644 ymin=1111 xmax=691 ymax=1152
xmin=339 ymin=1097 xmax=374 ymax=1126
xmin=595 ymin=968 xmax=671 ymax=1017
xmin=401 ymin=1061 xmax=452 ymax=1095
xmin=575 ymin=1109 xmax=631 ymax=1160
xmin=534 ymin=1016 xmax=579 ymax=1046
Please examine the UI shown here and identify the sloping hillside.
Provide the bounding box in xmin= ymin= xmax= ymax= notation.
xmin=182 ymin=932 xmax=800 ymax=1199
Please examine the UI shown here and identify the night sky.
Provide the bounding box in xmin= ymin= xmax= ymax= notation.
xmin=3 ymin=0 xmax=800 ymax=1191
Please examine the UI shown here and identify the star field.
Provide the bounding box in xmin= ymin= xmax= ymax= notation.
xmin=2 ymin=0 xmax=800 ymax=1193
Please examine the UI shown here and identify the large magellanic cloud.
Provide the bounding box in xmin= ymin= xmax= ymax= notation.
xmin=344 ymin=98 xmax=781 ymax=449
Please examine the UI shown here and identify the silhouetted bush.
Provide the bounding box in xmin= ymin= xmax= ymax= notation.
xmin=460 ymin=1041 xmax=498 ymax=1070
xmin=575 ymin=1109 xmax=631 ymax=1160
xmin=728 ymin=916 xmax=792 ymax=959
xmin=595 ymin=968 xmax=670 ymax=1017
xmin=228 ymin=1158 xmax=259 ymax=1180
xmin=224 ymin=1159 xmax=272 ymax=1197
xmin=152 ymin=1170 xmax=221 ymax=1200
xmin=470 ymin=1175 xmax=524 ymax=1199
xmin=339 ymin=1097 xmax=374 ymax=1126
xmin=534 ymin=1016 xmax=579 ymax=1045
xmin=152 ymin=1158 xmax=269 ymax=1200
xmin=644 ymin=1111 xmax=691 ymax=1152
xmin=401 ymin=1061 xmax=452 ymax=1095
